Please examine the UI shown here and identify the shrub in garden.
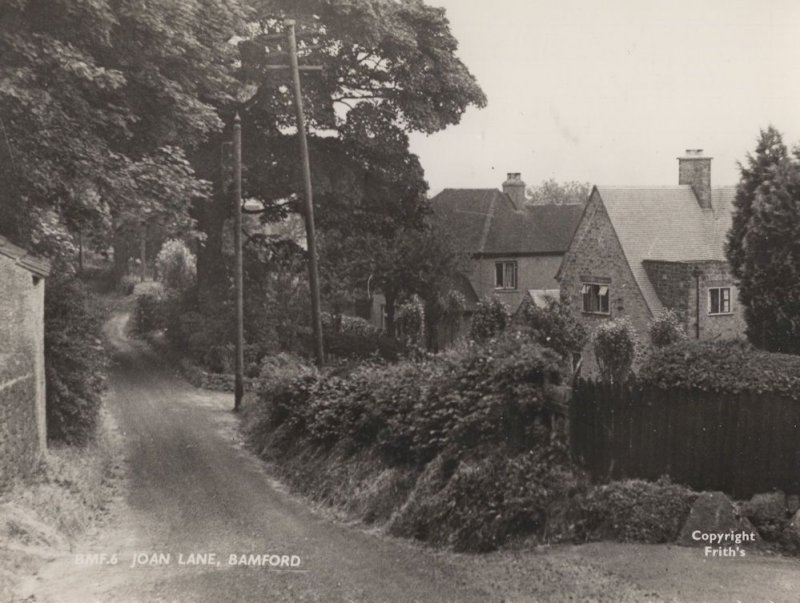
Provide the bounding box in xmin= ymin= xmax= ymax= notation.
xmin=155 ymin=239 xmax=196 ymax=292
xmin=639 ymin=338 xmax=800 ymax=399
xmin=45 ymin=278 xmax=108 ymax=445
xmin=518 ymin=295 xmax=587 ymax=359
xmin=396 ymin=296 xmax=425 ymax=344
xmin=116 ymin=275 xmax=136 ymax=296
xmin=470 ymin=296 xmax=510 ymax=341
xmin=131 ymin=292 xmax=165 ymax=336
xmin=321 ymin=312 xmax=378 ymax=337
xmin=577 ymin=477 xmax=697 ymax=543
xmin=649 ymin=309 xmax=687 ymax=348
xmin=592 ymin=318 xmax=639 ymax=383
xmin=389 ymin=443 xmax=581 ymax=552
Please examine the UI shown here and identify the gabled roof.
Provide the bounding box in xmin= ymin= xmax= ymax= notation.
xmin=431 ymin=189 xmax=516 ymax=254
xmin=483 ymin=203 xmax=584 ymax=255
xmin=431 ymin=188 xmax=583 ymax=256
xmin=594 ymin=185 xmax=736 ymax=313
xmin=0 ymin=236 xmax=51 ymax=278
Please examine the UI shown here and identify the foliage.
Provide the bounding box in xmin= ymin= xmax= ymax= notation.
xmin=155 ymin=239 xmax=197 ymax=292
xmin=395 ymin=296 xmax=425 ymax=344
xmin=470 ymin=296 xmax=511 ymax=342
xmin=725 ymin=126 xmax=800 ymax=353
xmin=131 ymin=292 xmax=166 ymax=337
xmin=519 ymin=296 xmax=587 ymax=359
xmin=578 ymin=477 xmax=697 ymax=543
xmin=116 ymin=275 xmax=136 ymax=296
xmin=0 ymin=0 xmax=241 ymax=261
xmin=195 ymin=0 xmax=484 ymax=336
xmin=250 ymin=333 xmax=564 ymax=466
xmin=321 ymin=312 xmax=378 ymax=337
xmin=592 ymin=318 xmax=638 ymax=383
xmin=45 ymin=278 xmax=108 ymax=445
xmin=639 ymin=338 xmax=800 ymax=400
xmin=389 ymin=444 xmax=580 ymax=552
xmin=526 ymin=179 xmax=591 ymax=207
xmin=648 ymin=309 xmax=687 ymax=348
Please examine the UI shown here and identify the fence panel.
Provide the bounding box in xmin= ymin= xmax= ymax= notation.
xmin=570 ymin=380 xmax=800 ymax=498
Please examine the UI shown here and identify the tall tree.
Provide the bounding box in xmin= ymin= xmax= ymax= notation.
xmin=725 ymin=126 xmax=800 ymax=352
xmin=0 ymin=0 xmax=247 ymax=263
xmin=192 ymin=0 xmax=486 ymax=308
xmin=526 ymin=179 xmax=591 ymax=207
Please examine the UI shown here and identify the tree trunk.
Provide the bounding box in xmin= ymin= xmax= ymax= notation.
xmin=384 ymin=288 xmax=396 ymax=338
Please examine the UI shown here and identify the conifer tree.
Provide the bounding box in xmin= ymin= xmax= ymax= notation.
xmin=726 ymin=126 xmax=800 ymax=352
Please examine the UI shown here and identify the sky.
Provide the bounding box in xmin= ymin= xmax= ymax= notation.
xmin=410 ymin=0 xmax=800 ymax=195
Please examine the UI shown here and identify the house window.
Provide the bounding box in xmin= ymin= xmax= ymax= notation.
xmin=708 ymin=287 xmax=732 ymax=315
xmin=582 ymin=283 xmax=610 ymax=314
xmin=495 ymin=261 xmax=517 ymax=290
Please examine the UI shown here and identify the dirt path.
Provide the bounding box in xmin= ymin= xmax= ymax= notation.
xmin=18 ymin=312 xmax=800 ymax=602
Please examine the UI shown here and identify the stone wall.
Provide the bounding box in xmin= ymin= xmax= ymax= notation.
xmin=558 ymin=191 xmax=654 ymax=373
xmin=0 ymin=255 xmax=46 ymax=489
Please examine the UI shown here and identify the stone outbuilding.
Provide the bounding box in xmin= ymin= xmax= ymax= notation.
xmin=0 ymin=236 xmax=51 ymax=488
xmin=558 ymin=150 xmax=746 ymax=372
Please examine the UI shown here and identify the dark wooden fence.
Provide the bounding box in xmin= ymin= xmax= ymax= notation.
xmin=570 ymin=380 xmax=800 ymax=499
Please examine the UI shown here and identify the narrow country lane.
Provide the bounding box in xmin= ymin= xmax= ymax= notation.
xmin=20 ymin=312 xmax=800 ymax=603
xmin=22 ymin=313 xmax=492 ymax=603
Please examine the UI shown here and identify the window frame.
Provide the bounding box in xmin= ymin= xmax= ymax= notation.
xmin=494 ymin=260 xmax=518 ymax=290
xmin=708 ymin=286 xmax=733 ymax=316
xmin=581 ymin=282 xmax=611 ymax=315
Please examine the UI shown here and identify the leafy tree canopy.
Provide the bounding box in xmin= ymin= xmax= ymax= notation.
xmin=0 ymin=0 xmax=247 ymax=259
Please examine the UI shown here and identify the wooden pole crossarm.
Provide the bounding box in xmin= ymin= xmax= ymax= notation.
xmin=263 ymin=65 xmax=324 ymax=72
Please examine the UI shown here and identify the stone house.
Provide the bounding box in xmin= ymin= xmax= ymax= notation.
xmin=0 ymin=236 xmax=51 ymax=488
xmin=432 ymin=172 xmax=584 ymax=316
xmin=558 ymin=150 xmax=746 ymax=372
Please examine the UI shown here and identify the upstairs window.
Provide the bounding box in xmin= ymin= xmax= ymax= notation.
xmin=708 ymin=287 xmax=732 ymax=315
xmin=582 ymin=283 xmax=610 ymax=314
xmin=495 ymin=261 xmax=517 ymax=290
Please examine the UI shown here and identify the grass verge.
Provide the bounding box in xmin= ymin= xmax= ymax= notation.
xmin=0 ymin=408 xmax=123 ymax=601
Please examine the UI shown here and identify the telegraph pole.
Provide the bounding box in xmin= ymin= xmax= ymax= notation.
xmin=233 ymin=113 xmax=245 ymax=411
xmin=285 ymin=18 xmax=325 ymax=366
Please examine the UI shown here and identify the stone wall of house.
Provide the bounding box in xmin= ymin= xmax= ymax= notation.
xmin=470 ymin=255 xmax=564 ymax=312
xmin=643 ymin=259 xmax=745 ymax=341
xmin=558 ymin=191 xmax=654 ymax=374
xmin=642 ymin=260 xmax=692 ymax=316
xmin=688 ymin=260 xmax=746 ymax=341
xmin=0 ymin=255 xmax=46 ymax=489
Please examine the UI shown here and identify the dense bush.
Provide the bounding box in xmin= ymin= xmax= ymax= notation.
xmin=389 ymin=444 xmax=580 ymax=552
xmin=592 ymin=318 xmax=638 ymax=383
xmin=155 ymin=239 xmax=196 ymax=292
xmin=470 ymin=296 xmax=510 ymax=341
xmin=251 ymin=333 xmax=565 ymax=465
xmin=578 ymin=477 xmax=697 ymax=543
xmin=640 ymin=339 xmax=800 ymax=399
xmin=116 ymin=275 xmax=136 ymax=296
xmin=321 ymin=312 xmax=378 ymax=337
xmin=518 ymin=296 xmax=587 ymax=360
xmin=45 ymin=278 xmax=108 ymax=445
xmin=395 ymin=296 xmax=425 ymax=344
xmin=649 ymin=309 xmax=686 ymax=348
xmin=131 ymin=292 xmax=165 ymax=336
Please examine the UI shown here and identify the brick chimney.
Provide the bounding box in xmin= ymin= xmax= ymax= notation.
xmin=502 ymin=172 xmax=526 ymax=208
xmin=678 ymin=149 xmax=712 ymax=209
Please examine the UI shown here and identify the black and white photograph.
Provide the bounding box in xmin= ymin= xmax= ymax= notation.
xmin=2 ymin=0 xmax=800 ymax=601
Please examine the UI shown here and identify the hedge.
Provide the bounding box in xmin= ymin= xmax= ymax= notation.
xmin=639 ymin=339 xmax=800 ymax=400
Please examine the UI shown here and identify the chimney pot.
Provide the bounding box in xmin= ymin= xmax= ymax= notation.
xmin=678 ymin=150 xmax=713 ymax=209
xmin=502 ymin=172 xmax=526 ymax=208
